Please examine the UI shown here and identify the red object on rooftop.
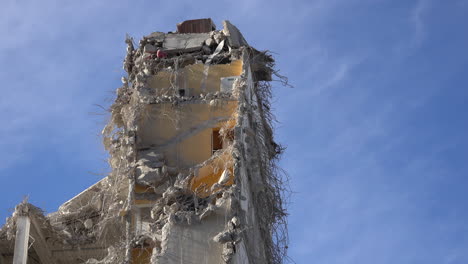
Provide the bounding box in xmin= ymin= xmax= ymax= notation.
xmin=177 ymin=18 xmax=216 ymax=33
xmin=157 ymin=49 xmax=167 ymax=58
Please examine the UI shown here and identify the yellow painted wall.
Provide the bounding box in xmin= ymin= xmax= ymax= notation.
xmin=148 ymin=60 xmax=243 ymax=96
xmin=137 ymin=60 xmax=241 ymax=197
xmin=137 ymin=102 xmax=237 ymax=168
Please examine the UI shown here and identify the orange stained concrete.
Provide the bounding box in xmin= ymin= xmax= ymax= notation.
xmin=131 ymin=248 xmax=152 ymax=264
xmin=190 ymin=151 xmax=235 ymax=198
xmin=134 ymin=199 xmax=154 ymax=205
xmin=135 ymin=184 xmax=153 ymax=193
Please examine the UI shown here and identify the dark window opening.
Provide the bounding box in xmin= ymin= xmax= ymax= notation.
xmin=178 ymin=89 xmax=186 ymax=97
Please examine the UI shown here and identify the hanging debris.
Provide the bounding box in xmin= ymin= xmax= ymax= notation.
xmin=0 ymin=18 xmax=290 ymax=264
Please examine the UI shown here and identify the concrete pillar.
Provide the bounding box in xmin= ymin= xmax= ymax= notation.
xmin=134 ymin=207 xmax=142 ymax=234
xmin=13 ymin=216 xmax=30 ymax=264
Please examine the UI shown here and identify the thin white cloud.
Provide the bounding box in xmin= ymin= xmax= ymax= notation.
xmin=316 ymin=61 xmax=352 ymax=94
xmin=302 ymin=55 xmax=364 ymax=98
xmin=410 ymin=0 xmax=429 ymax=49
xmin=392 ymin=0 xmax=431 ymax=58
xmin=0 ymin=1 xmax=117 ymax=171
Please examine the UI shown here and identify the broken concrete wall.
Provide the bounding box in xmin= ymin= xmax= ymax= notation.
xmin=163 ymin=33 xmax=210 ymax=53
xmin=0 ymin=19 xmax=288 ymax=264
xmin=231 ymin=61 xmax=268 ymax=263
xmin=222 ymin=21 xmax=249 ymax=48
xmin=136 ymin=103 xmax=237 ymax=168
xmin=146 ymin=60 xmax=243 ymax=98
xmin=94 ymin=19 xmax=288 ymax=264
xmin=152 ymin=214 xmax=225 ymax=264
xmin=226 ymin=48 xmax=289 ymax=264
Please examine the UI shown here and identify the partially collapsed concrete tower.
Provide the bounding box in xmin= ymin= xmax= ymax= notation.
xmin=0 ymin=19 xmax=288 ymax=264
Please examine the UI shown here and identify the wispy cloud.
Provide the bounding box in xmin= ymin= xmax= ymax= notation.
xmin=410 ymin=0 xmax=430 ymax=49
xmin=392 ymin=0 xmax=431 ymax=58
xmin=0 ymin=1 xmax=128 ymax=171
xmin=310 ymin=57 xmax=364 ymax=97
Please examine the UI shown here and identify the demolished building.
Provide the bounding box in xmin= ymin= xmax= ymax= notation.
xmin=0 ymin=19 xmax=289 ymax=264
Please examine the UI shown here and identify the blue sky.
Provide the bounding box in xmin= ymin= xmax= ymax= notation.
xmin=1 ymin=0 xmax=468 ymax=263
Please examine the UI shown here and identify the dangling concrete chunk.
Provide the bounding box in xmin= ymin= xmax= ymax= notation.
xmin=222 ymin=20 xmax=249 ymax=48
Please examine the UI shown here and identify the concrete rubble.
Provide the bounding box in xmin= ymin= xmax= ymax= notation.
xmin=0 ymin=18 xmax=289 ymax=264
